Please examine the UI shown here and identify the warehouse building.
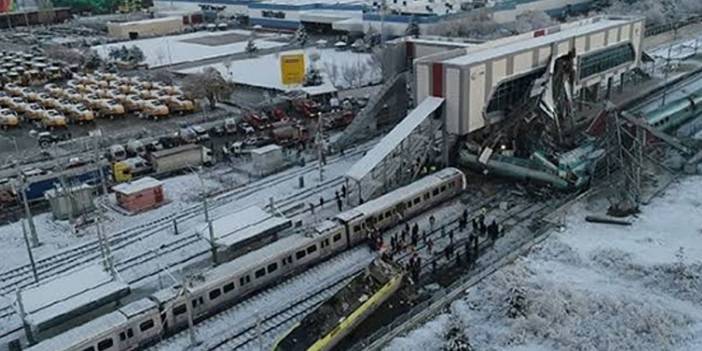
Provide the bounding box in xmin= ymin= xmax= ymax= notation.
xmin=414 ymin=15 xmax=645 ymax=136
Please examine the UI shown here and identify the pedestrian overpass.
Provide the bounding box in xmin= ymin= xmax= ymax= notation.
xmin=344 ymin=96 xmax=445 ymax=204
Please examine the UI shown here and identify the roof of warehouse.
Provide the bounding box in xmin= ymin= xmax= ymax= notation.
xmin=345 ymin=96 xmax=444 ymax=182
xmin=442 ymin=17 xmax=632 ymax=66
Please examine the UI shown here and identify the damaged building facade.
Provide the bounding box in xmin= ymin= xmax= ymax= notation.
xmin=412 ymin=15 xmax=644 ymax=189
xmin=414 ymin=15 xmax=645 ymax=136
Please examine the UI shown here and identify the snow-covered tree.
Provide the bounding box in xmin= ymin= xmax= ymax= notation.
xmin=294 ymin=24 xmax=308 ymax=46
xmin=510 ymin=10 xmax=558 ymax=33
xmin=127 ymin=46 xmax=145 ymax=63
xmin=246 ymin=38 xmax=258 ymax=55
xmin=182 ymin=67 xmax=233 ymax=109
xmin=442 ymin=315 xmax=473 ymax=351
xmin=405 ymin=16 xmax=421 ymax=37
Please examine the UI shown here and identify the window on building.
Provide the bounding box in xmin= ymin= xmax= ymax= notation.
xmin=486 ymin=67 xmax=546 ymax=113
xmin=262 ymin=10 xmax=286 ymax=19
xmin=579 ymin=43 xmax=635 ymax=79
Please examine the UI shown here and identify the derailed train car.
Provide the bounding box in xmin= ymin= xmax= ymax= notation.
xmin=23 ymin=168 xmax=466 ymax=351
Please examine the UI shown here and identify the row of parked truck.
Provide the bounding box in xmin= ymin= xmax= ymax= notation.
xmin=0 ymin=71 xmax=196 ymax=129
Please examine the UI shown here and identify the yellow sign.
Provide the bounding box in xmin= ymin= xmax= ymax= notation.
xmin=280 ymin=54 xmax=305 ymax=85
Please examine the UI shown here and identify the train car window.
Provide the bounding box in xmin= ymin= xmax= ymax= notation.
xmin=255 ymin=268 xmax=266 ymax=278
xmin=413 ymin=197 xmax=420 ymax=205
xmin=333 ymin=233 xmax=342 ymax=242
xmin=353 ymin=225 xmax=361 ymax=233
xmin=323 ymin=239 xmax=330 ymax=247
xmin=267 ymin=263 xmax=278 ymax=273
xmin=385 ymin=211 xmax=392 ymax=219
xmin=307 ymin=245 xmax=317 ymax=254
xmin=424 ymin=193 xmax=430 ymax=200
xmin=432 ymin=188 xmax=439 ymax=196
xmin=441 ymin=185 xmax=447 ymax=192
xmin=120 ymin=332 xmax=126 ymax=341
xmin=82 ymin=347 xmax=95 ymax=351
xmin=283 ymin=256 xmax=293 ymax=265
xmin=97 ymin=338 xmax=114 ymax=351
xmin=223 ymin=282 xmax=235 ymax=293
xmin=127 ymin=328 xmax=134 ymax=338
xmin=406 ymin=201 xmax=412 ymax=208
xmin=239 ymin=275 xmax=251 ymax=286
xmin=140 ymin=319 xmax=155 ymax=332
xmin=173 ymin=304 xmax=187 ymax=316
xmin=209 ymin=288 xmax=222 ymax=300
xmin=296 ymin=250 xmax=306 ymax=259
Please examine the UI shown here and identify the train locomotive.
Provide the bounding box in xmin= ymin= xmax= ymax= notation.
xmin=24 ymin=168 xmax=466 ymax=351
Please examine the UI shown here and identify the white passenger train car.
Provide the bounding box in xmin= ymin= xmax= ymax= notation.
xmin=22 ymin=168 xmax=466 ymax=351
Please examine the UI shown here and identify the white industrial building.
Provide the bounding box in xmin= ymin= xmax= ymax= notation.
xmin=414 ymin=15 xmax=645 ymax=136
xmin=159 ymin=0 xmax=593 ymax=34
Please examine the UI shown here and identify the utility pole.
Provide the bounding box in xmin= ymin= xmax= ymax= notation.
xmin=316 ymin=112 xmax=325 ymax=181
xmin=18 ymin=172 xmax=39 ymax=248
xmin=183 ymin=278 xmax=198 ymax=347
xmin=380 ymin=0 xmax=386 ymax=47
xmin=21 ymin=220 xmax=38 ymax=283
xmin=92 ymin=130 xmax=108 ymax=196
xmin=191 ymin=167 xmax=217 ymax=265
xmin=661 ymin=23 xmax=678 ymax=106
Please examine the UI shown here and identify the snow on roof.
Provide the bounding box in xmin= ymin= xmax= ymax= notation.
xmin=443 ymin=18 xmax=631 ymax=66
xmin=24 ymin=311 xmax=127 ymax=351
xmin=112 ymin=176 xmax=163 ymax=195
xmin=110 ymin=16 xmax=182 ymax=27
xmin=21 ymin=265 xmax=129 ymax=329
xmin=346 ymin=96 xmax=444 ymax=182
xmin=151 ymin=143 xmax=200 ymax=158
xmin=336 ymin=167 xmax=462 ymax=223
xmin=152 ymin=234 xmax=313 ymax=304
xmin=314 ymin=219 xmax=340 ymax=235
xmin=298 ymin=82 xmax=338 ymax=96
xmin=118 ymin=298 xmax=157 ymax=318
xmin=203 ymin=206 xmax=291 ymax=247
xmin=177 ymin=47 xmax=379 ymax=91
xmin=251 ymin=144 xmax=282 ymax=155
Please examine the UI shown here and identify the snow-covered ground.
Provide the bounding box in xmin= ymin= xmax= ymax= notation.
xmin=92 ymin=29 xmax=288 ymax=68
xmin=178 ymin=47 xmax=382 ymax=92
xmin=387 ymin=176 xmax=702 ymax=351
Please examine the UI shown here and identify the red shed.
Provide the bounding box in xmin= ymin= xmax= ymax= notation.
xmin=112 ymin=177 xmax=165 ymax=213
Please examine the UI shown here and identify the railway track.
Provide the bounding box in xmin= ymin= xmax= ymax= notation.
xmin=0 ymin=146 xmax=371 ymax=339
xmin=146 ymin=188 xmax=525 ymax=350
xmin=0 ymin=144 xmax=371 ymax=298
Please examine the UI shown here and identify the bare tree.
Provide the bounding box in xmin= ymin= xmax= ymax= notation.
xmin=369 ymin=44 xmax=404 ymax=81
xmin=182 ymin=67 xmax=233 ymax=109
xmin=149 ymin=70 xmax=174 ymax=85
xmin=323 ymin=62 xmax=340 ymax=87
xmin=44 ymin=45 xmax=85 ymax=65
xmin=510 ymin=10 xmax=558 ymax=33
